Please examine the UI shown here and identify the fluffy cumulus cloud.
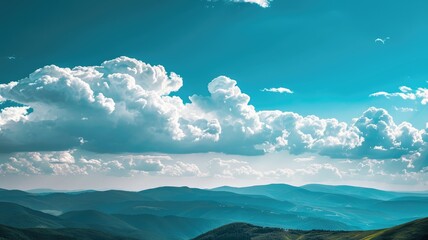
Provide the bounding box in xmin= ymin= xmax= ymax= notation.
xmin=0 ymin=57 xmax=220 ymax=153
xmin=0 ymin=151 xmax=84 ymax=175
xmin=350 ymin=107 xmax=424 ymax=159
xmin=0 ymin=57 xmax=427 ymax=166
xmin=0 ymin=106 xmax=29 ymax=126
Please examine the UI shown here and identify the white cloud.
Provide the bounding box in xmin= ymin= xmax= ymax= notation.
xmin=130 ymin=157 xmax=164 ymax=172
xmin=358 ymin=159 xmax=385 ymax=175
xmin=293 ymin=156 xmax=315 ymax=162
xmin=208 ymin=158 xmax=263 ymax=178
xmin=399 ymin=86 xmax=412 ymax=93
xmin=206 ymin=157 xmax=345 ymax=180
xmin=351 ymin=107 xmax=424 ymax=159
xmin=1 ymin=150 xmax=427 ymax=188
xmin=0 ymin=151 xmax=196 ymax=177
xmin=416 ymin=88 xmax=428 ymax=105
xmin=0 ymin=151 xmax=86 ymax=175
xmin=264 ymin=168 xmax=295 ymax=178
xmin=370 ymin=85 xmax=428 ymax=105
xmin=0 ymin=106 xmax=30 ymax=126
xmin=394 ymin=106 xmax=416 ymax=112
xmin=261 ymin=87 xmax=293 ymax=94
xmin=162 ymin=161 xmax=203 ymax=177
xmin=375 ymin=37 xmax=390 ymax=44
xmin=257 ymin=111 xmax=363 ymax=157
xmin=0 ymin=57 xmax=426 ymax=163
xmin=231 ymin=0 xmax=272 ymax=8
xmin=296 ymin=163 xmax=343 ymax=178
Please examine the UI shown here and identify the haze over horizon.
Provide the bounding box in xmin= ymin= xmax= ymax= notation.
xmin=1 ymin=0 xmax=428 ymax=192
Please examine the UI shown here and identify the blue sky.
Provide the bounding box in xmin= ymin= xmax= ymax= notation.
xmin=0 ymin=0 xmax=428 ymax=190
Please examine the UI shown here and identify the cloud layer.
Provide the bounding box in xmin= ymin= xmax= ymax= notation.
xmin=0 ymin=150 xmax=203 ymax=177
xmin=0 ymin=57 xmax=427 ymax=164
xmin=3 ymin=151 xmax=425 ymax=191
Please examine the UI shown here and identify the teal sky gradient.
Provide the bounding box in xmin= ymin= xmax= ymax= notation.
xmin=1 ymin=0 xmax=428 ymax=124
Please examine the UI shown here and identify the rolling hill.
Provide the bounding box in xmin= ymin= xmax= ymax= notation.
xmin=0 ymin=202 xmax=223 ymax=240
xmin=0 ymin=224 xmax=136 ymax=240
xmin=0 ymin=202 xmax=64 ymax=228
xmin=212 ymin=184 xmax=428 ymax=229
xmin=193 ymin=217 xmax=428 ymax=240
xmin=0 ymin=184 xmax=428 ymax=238
xmin=301 ymin=184 xmax=428 ymax=201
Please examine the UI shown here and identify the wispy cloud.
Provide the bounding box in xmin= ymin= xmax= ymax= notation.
xmin=394 ymin=106 xmax=417 ymax=112
xmin=293 ymin=156 xmax=315 ymax=162
xmin=375 ymin=37 xmax=390 ymax=44
xmin=231 ymin=0 xmax=272 ymax=8
xmin=370 ymin=85 xmax=428 ymax=105
xmin=261 ymin=87 xmax=293 ymax=94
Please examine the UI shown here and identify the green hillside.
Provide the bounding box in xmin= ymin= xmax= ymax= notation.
xmin=0 ymin=224 xmax=135 ymax=240
xmin=193 ymin=217 xmax=428 ymax=240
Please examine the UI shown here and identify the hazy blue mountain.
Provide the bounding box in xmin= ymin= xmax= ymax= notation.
xmin=1 ymin=184 xmax=428 ymax=233
xmin=0 ymin=189 xmax=30 ymax=197
xmin=59 ymin=210 xmax=139 ymax=233
xmin=212 ymin=184 xmax=428 ymax=229
xmin=301 ymin=184 xmax=428 ymax=200
xmin=26 ymin=188 xmax=95 ymax=195
xmin=0 ymin=202 xmax=65 ymax=228
xmin=0 ymin=202 xmax=226 ymax=240
xmin=213 ymin=184 xmax=381 ymax=208
xmin=371 ymin=199 xmax=428 ymax=217
xmin=0 ymin=187 xmax=294 ymax=214
xmin=388 ymin=196 xmax=428 ymax=202
xmin=139 ymin=186 xmax=295 ymax=211
xmin=0 ymin=190 xmax=152 ymax=213
xmin=107 ymin=199 xmax=352 ymax=230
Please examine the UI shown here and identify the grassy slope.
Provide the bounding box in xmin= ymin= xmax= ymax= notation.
xmin=0 ymin=224 xmax=136 ymax=240
xmin=193 ymin=217 xmax=428 ymax=240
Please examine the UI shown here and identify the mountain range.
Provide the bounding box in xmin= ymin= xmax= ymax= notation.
xmin=0 ymin=183 xmax=427 ymax=239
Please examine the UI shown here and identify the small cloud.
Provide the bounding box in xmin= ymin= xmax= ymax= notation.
xmin=261 ymin=87 xmax=293 ymax=94
xmin=375 ymin=37 xmax=390 ymax=44
xmin=78 ymin=137 xmax=87 ymax=145
xmin=373 ymin=145 xmax=387 ymax=151
xmin=399 ymin=86 xmax=412 ymax=93
xmin=293 ymin=156 xmax=315 ymax=162
xmin=394 ymin=106 xmax=417 ymax=112
xmin=231 ymin=0 xmax=272 ymax=8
